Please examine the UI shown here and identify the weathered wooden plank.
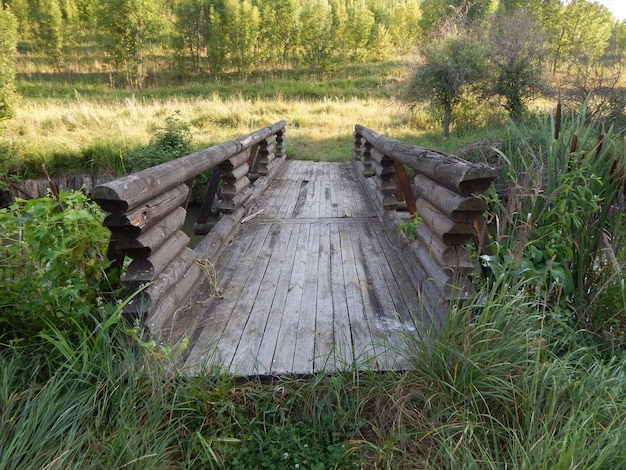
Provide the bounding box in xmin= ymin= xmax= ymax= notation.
xmin=229 ymin=223 xmax=289 ymax=370
xmin=256 ymin=223 xmax=301 ymax=374
xmin=328 ymin=223 xmax=354 ymax=370
xmin=209 ymin=223 xmax=274 ymax=373
xmin=184 ymin=223 xmax=267 ymax=371
xmin=277 ymin=179 xmax=300 ymax=219
xmin=350 ymin=223 xmax=402 ymax=370
xmin=371 ymin=224 xmax=424 ymax=327
xmin=271 ymin=223 xmax=310 ymax=374
xmin=313 ymin=222 xmax=335 ymax=372
xmin=292 ymin=222 xmax=321 ymax=374
xmin=358 ymin=223 xmax=416 ymax=369
xmin=227 ymin=224 xmax=285 ymax=375
xmin=339 ymin=226 xmax=379 ymax=369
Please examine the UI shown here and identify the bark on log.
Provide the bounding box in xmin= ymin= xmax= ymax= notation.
xmin=356 ymin=124 xmax=497 ymax=195
xmin=92 ymin=120 xmax=286 ymax=212
xmin=117 ymin=206 xmax=187 ymax=259
xmin=103 ymin=184 xmax=189 ymax=237
xmin=416 ymin=198 xmax=475 ymax=245
xmin=123 ymin=230 xmax=190 ymax=288
xmin=413 ymin=173 xmax=487 ymax=223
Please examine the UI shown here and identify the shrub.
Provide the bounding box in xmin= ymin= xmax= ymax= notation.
xmin=0 ymin=191 xmax=111 ymax=344
xmin=124 ymin=113 xmax=193 ymax=172
xmin=483 ymin=102 xmax=626 ymax=349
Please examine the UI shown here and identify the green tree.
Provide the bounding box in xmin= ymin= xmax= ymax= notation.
xmin=173 ymin=0 xmax=208 ymax=72
xmin=98 ymin=0 xmax=163 ymax=89
xmin=488 ymin=8 xmax=547 ymax=120
xmin=408 ymin=33 xmax=488 ymax=137
xmin=299 ymin=0 xmax=334 ymax=73
xmin=255 ymin=0 xmax=300 ymax=67
xmin=344 ymin=0 xmax=375 ymax=61
xmin=550 ymin=0 xmax=613 ymax=74
xmin=0 ymin=5 xmax=17 ymax=121
xmin=388 ymin=0 xmax=422 ymax=52
xmin=206 ymin=3 xmax=227 ymax=74
xmin=419 ymin=0 xmax=495 ymax=36
xmin=222 ymin=0 xmax=260 ymax=75
xmin=30 ymin=0 xmax=64 ymax=67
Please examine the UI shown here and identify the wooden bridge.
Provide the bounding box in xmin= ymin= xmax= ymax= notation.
xmin=91 ymin=121 xmax=496 ymax=376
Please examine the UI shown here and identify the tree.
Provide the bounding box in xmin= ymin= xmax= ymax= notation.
xmin=0 ymin=5 xmax=17 ymax=121
xmin=222 ymin=0 xmax=260 ymax=75
xmin=487 ymin=8 xmax=547 ymax=120
xmin=30 ymin=0 xmax=64 ymax=68
xmin=408 ymin=33 xmax=488 ymax=137
xmin=206 ymin=3 xmax=227 ymax=75
xmin=255 ymin=0 xmax=300 ymax=68
xmin=98 ymin=0 xmax=163 ymax=89
xmin=550 ymin=0 xmax=613 ymax=74
xmin=173 ymin=0 xmax=208 ymax=72
xmin=419 ymin=0 xmax=496 ymax=36
xmin=388 ymin=0 xmax=422 ymax=52
xmin=299 ymin=0 xmax=334 ymax=73
xmin=344 ymin=0 xmax=375 ymax=61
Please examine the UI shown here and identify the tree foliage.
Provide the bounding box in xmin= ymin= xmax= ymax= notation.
xmin=97 ymin=0 xmax=163 ymax=89
xmin=0 ymin=5 xmax=17 ymax=121
xmin=488 ymin=8 xmax=547 ymax=120
xmin=409 ymin=33 xmax=489 ymax=137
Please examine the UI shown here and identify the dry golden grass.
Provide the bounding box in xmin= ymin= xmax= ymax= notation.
xmin=3 ymin=92 xmax=418 ymax=176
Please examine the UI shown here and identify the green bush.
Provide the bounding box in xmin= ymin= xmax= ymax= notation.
xmin=124 ymin=113 xmax=192 ymax=172
xmin=0 ymin=191 xmax=111 ymax=344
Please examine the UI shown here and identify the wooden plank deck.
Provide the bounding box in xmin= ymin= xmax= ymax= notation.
xmin=181 ymin=160 xmax=424 ymax=376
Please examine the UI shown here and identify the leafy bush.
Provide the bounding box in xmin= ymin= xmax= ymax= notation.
xmin=0 ymin=191 xmax=111 ymax=344
xmin=124 ymin=113 xmax=192 ymax=172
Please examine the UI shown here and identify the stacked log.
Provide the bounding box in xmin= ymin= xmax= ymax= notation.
xmin=353 ymin=128 xmax=374 ymax=177
xmin=353 ymin=124 xmax=497 ymax=325
xmin=91 ymin=121 xmax=287 ymax=335
xmin=219 ymin=151 xmax=251 ymax=213
xmin=256 ymin=135 xmax=276 ymax=176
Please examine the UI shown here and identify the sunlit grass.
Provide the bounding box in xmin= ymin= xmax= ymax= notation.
xmin=2 ymin=92 xmax=421 ymax=178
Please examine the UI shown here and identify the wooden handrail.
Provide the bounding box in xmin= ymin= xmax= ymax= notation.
xmin=355 ymin=124 xmax=497 ymax=195
xmin=91 ymin=121 xmax=288 ymax=332
xmin=92 ymin=120 xmax=286 ymax=212
xmin=353 ymin=124 xmax=497 ymax=324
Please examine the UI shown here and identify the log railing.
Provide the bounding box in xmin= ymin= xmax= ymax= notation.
xmin=353 ymin=124 xmax=497 ymax=325
xmin=91 ymin=121 xmax=286 ymax=332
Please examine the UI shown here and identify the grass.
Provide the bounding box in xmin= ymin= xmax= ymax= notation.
xmin=1 ymin=59 xmax=515 ymax=182
xmin=2 ymin=277 xmax=625 ymax=469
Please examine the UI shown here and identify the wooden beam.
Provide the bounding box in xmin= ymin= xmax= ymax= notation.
xmin=355 ymin=124 xmax=497 ymax=196
xmin=92 ymin=120 xmax=286 ymax=212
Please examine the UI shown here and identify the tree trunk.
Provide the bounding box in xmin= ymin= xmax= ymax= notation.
xmin=442 ymin=102 xmax=452 ymax=138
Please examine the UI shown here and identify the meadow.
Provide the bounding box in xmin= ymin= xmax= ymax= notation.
xmin=1 ymin=58 xmax=626 ymax=468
